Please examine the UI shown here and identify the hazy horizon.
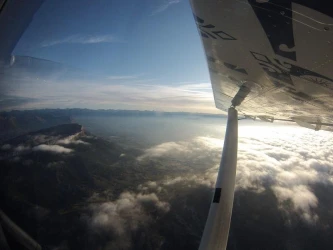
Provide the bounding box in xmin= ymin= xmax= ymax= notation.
xmin=0 ymin=107 xmax=225 ymax=115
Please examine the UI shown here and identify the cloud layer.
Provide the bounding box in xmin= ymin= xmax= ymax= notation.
xmin=88 ymin=191 xmax=170 ymax=249
xmin=2 ymin=62 xmax=215 ymax=112
xmin=1 ymin=131 xmax=90 ymax=159
xmin=1 ymin=50 xmax=215 ymax=112
xmin=137 ymin=124 xmax=333 ymax=223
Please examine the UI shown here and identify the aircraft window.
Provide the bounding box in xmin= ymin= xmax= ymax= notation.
xmin=1 ymin=0 xmax=333 ymax=249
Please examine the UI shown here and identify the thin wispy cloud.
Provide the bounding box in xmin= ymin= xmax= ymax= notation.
xmin=3 ymin=69 xmax=216 ymax=112
xmin=41 ymin=34 xmax=120 ymax=47
xmin=107 ymin=75 xmax=142 ymax=81
xmin=14 ymin=80 xmax=215 ymax=112
xmin=1 ymin=58 xmax=216 ymax=113
xmin=151 ymin=0 xmax=181 ymax=15
xmin=95 ymin=82 xmax=215 ymax=112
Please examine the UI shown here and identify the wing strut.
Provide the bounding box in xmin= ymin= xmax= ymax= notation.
xmin=199 ymin=107 xmax=238 ymax=250
xmin=0 ymin=210 xmax=42 ymax=250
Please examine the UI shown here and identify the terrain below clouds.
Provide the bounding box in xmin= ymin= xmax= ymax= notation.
xmin=1 ymin=114 xmax=333 ymax=250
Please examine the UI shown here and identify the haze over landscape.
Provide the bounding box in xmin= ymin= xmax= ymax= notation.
xmin=1 ymin=109 xmax=333 ymax=249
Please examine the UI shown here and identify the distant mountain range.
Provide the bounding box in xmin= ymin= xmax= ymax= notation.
xmin=0 ymin=108 xmax=225 ymax=142
xmin=0 ymin=109 xmax=72 ymax=142
xmin=1 ymin=108 xmax=225 ymax=118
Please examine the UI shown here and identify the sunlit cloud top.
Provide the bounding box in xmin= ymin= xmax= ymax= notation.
xmin=137 ymin=124 xmax=333 ymax=223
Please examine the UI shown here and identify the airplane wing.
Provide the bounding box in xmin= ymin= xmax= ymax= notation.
xmin=189 ymin=0 xmax=333 ymax=249
xmin=191 ymin=0 xmax=333 ymax=131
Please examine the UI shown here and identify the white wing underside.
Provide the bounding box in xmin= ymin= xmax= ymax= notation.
xmin=191 ymin=0 xmax=333 ymax=131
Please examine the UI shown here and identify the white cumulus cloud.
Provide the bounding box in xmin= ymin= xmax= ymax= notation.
xmin=32 ymin=144 xmax=73 ymax=154
xmin=57 ymin=133 xmax=89 ymax=145
xmin=88 ymin=191 xmax=170 ymax=249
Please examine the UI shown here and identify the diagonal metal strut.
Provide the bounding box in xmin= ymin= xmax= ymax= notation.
xmin=199 ymin=107 xmax=238 ymax=250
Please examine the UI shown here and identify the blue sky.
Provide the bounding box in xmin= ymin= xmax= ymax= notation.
xmin=3 ymin=0 xmax=217 ymax=113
